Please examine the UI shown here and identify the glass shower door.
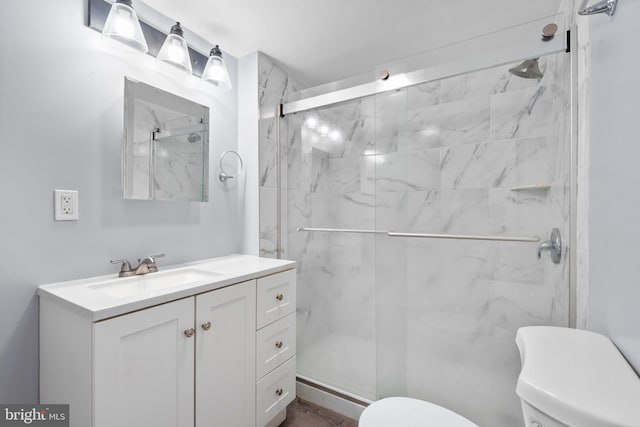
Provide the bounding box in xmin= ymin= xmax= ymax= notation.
xmin=287 ymin=96 xmax=379 ymax=400
xmin=373 ymin=48 xmax=571 ymax=426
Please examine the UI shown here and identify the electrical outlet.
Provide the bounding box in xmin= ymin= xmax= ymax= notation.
xmin=54 ymin=190 xmax=79 ymax=221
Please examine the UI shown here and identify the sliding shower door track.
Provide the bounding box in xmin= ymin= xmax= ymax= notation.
xmin=296 ymin=376 xmax=371 ymax=407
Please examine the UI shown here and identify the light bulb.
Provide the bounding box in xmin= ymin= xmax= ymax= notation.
xmin=113 ymin=10 xmax=135 ymax=38
xmin=102 ymin=0 xmax=148 ymax=53
xmin=304 ymin=116 xmax=319 ymax=129
xmin=202 ymin=45 xmax=232 ymax=91
xmin=157 ymin=23 xmax=192 ymax=74
xmin=329 ymin=130 xmax=342 ymax=142
xmin=318 ymin=124 xmax=329 ymax=136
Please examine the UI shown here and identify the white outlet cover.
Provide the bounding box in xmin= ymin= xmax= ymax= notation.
xmin=54 ymin=190 xmax=79 ymax=221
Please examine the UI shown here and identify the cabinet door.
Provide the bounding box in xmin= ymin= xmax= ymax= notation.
xmin=196 ymin=280 xmax=256 ymax=427
xmin=93 ymin=297 xmax=195 ymax=427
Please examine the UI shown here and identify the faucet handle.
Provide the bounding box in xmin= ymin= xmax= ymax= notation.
xmin=136 ymin=254 xmax=164 ymax=274
xmin=537 ymin=228 xmax=562 ymax=264
xmin=110 ymin=259 xmax=134 ymax=277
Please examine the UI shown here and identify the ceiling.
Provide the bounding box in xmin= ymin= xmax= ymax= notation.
xmin=142 ymin=0 xmax=562 ymax=87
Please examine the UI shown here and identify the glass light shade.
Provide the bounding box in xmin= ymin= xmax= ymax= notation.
xmin=202 ymin=50 xmax=232 ymax=91
xmin=102 ymin=1 xmax=148 ymax=54
xmin=157 ymin=34 xmax=192 ymax=74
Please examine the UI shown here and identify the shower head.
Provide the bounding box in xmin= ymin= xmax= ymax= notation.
xmin=508 ymin=58 xmax=544 ymax=80
xmin=187 ymin=133 xmax=201 ymax=143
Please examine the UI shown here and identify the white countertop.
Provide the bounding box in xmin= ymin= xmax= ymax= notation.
xmin=38 ymin=254 xmax=295 ymax=322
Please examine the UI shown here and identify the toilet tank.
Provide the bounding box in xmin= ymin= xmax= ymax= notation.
xmin=515 ymin=326 xmax=640 ymax=427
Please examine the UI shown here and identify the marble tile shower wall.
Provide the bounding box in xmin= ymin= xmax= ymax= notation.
xmin=257 ymin=53 xmax=300 ymax=259
xmin=283 ymin=52 xmax=571 ymax=425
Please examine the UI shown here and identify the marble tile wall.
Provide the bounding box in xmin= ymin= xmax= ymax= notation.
xmin=257 ymin=53 xmax=300 ymax=258
xmin=278 ymin=51 xmax=572 ymax=426
xmin=129 ymin=122 xmax=207 ymax=201
xmin=575 ymin=10 xmax=591 ymax=331
xmin=390 ymin=54 xmax=569 ymax=427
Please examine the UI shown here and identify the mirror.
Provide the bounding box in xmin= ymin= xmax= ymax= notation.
xmin=123 ymin=78 xmax=209 ymax=201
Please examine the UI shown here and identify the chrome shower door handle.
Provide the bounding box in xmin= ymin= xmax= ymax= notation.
xmin=538 ymin=228 xmax=562 ymax=264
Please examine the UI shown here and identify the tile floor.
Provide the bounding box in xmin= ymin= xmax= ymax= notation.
xmin=281 ymin=398 xmax=359 ymax=427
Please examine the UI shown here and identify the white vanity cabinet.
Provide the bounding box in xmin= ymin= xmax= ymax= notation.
xmin=93 ymin=297 xmax=196 ymax=427
xmin=255 ymin=270 xmax=297 ymax=427
xmin=38 ymin=255 xmax=295 ymax=427
xmin=195 ymin=280 xmax=256 ymax=427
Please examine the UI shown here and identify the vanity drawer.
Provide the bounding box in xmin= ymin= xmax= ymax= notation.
xmin=256 ymin=270 xmax=296 ymax=329
xmin=256 ymin=356 xmax=296 ymax=427
xmin=256 ymin=312 xmax=296 ymax=380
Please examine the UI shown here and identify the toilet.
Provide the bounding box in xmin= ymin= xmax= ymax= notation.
xmin=360 ymin=326 xmax=640 ymax=427
xmin=515 ymin=326 xmax=640 ymax=427
xmin=359 ymin=396 xmax=477 ymax=427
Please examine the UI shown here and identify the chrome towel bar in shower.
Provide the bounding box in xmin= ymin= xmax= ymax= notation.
xmin=296 ymin=227 xmax=387 ymax=235
xmin=297 ymin=227 xmax=540 ymax=243
xmin=386 ymin=232 xmax=540 ymax=243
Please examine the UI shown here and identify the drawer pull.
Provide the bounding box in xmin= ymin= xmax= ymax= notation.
xmin=184 ymin=328 xmax=195 ymax=338
xmin=275 ymin=341 xmax=283 ymax=349
xmin=276 ymin=294 xmax=284 ymax=301
xmin=201 ymin=321 xmax=212 ymax=331
xmin=275 ymin=388 xmax=284 ymax=396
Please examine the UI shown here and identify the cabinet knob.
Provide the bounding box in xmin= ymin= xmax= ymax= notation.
xmin=275 ymin=388 xmax=283 ymax=396
xmin=275 ymin=294 xmax=284 ymax=301
xmin=184 ymin=328 xmax=195 ymax=338
xmin=201 ymin=321 xmax=212 ymax=331
xmin=275 ymin=341 xmax=283 ymax=349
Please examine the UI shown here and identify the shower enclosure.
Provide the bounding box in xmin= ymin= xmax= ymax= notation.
xmin=277 ymin=15 xmax=574 ymax=427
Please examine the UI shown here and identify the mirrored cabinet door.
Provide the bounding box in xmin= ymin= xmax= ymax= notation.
xmin=123 ymin=77 xmax=210 ymax=202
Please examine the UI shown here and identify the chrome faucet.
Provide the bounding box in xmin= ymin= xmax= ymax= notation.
xmin=133 ymin=254 xmax=165 ymax=275
xmin=110 ymin=253 xmax=165 ymax=277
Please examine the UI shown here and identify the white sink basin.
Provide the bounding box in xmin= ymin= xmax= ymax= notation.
xmin=90 ymin=269 xmax=223 ymax=298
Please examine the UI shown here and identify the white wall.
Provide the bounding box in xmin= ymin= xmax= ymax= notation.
xmin=237 ymin=52 xmax=260 ymax=255
xmin=0 ymin=0 xmax=239 ymax=402
xmin=587 ymin=0 xmax=640 ymax=372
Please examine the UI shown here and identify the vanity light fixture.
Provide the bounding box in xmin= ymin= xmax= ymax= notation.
xmin=101 ymin=0 xmax=148 ymax=53
xmin=157 ymin=22 xmax=192 ymax=74
xmin=202 ymin=45 xmax=232 ymax=91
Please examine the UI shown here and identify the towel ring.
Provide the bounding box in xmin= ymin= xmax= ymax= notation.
xmin=219 ymin=150 xmax=244 ymax=182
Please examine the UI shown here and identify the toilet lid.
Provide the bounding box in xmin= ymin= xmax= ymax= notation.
xmin=359 ymin=397 xmax=477 ymax=427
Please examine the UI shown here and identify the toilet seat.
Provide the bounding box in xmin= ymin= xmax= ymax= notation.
xmin=359 ymin=397 xmax=477 ymax=427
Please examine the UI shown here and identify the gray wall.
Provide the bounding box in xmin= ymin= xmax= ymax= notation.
xmin=588 ymin=0 xmax=640 ymax=372
xmin=237 ymin=52 xmax=260 ymax=256
xmin=0 ymin=0 xmax=239 ymax=402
